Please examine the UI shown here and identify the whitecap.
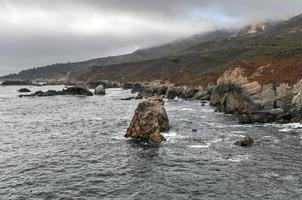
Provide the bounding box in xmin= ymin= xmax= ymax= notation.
xmin=162 ymin=131 xmax=177 ymax=137
xmin=188 ymin=144 xmax=210 ymax=148
xmin=263 ymin=172 xmax=279 ymax=178
xmin=180 ymin=108 xmax=193 ymax=111
xmin=279 ymin=128 xmax=293 ymax=132
xmin=227 ymin=155 xmax=249 ymax=162
xmin=214 ymin=154 xmax=249 ymax=162
xmin=283 ymin=175 xmax=296 ymax=181
xmin=231 ymin=131 xmax=246 ymax=134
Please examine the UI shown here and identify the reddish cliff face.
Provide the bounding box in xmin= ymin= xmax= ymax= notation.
xmin=224 ymin=54 xmax=302 ymax=86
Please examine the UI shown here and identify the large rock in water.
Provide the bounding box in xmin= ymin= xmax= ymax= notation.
xmin=19 ymin=86 xmax=93 ymax=97
xmin=94 ymin=85 xmax=106 ymax=95
xmin=125 ymin=96 xmax=170 ymax=143
xmin=2 ymin=80 xmax=33 ymax=85
xmin=17 ymin=88 xmax=31 ymax=93
xmin=234 ymin=136 xmax=254 ymax=147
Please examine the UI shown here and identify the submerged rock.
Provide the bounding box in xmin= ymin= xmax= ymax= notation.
xmin=94 ymin=85 xmax=106 ymax=95
xmin=125 ymin=96 xmax=170 ymax=143
xmin=17 ymin=88 xmax=31 ymax=93
xmin=234 ymin=136 xmax=254 ymax=147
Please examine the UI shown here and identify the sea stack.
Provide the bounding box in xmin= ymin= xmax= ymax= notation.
xmin=125 ymin=96 xmax=170 ymax=143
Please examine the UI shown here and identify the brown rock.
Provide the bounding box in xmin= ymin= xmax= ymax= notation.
xmin=125 ymin=96 xmax=170 ymax=143
xmin=234 ymin=136 xmax=254 ymax=146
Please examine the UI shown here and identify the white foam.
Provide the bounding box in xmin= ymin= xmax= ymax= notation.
xmin=188 ymin=144 xmax=210 ymax=148
xmin=263 ymin=172 xmax=279 ymax=178
xmin=180 ymin=108 xmax=193 ymax=111
xmin=279 ymin=128 xmax=292 ymax=132
xmin=227 ymin=155 xmax=249 ymax=162
xmin=214 ymin=154 xmax=249 ymax=162
xmin=162 ymin=131 xmax=179 ymax=142
xmin=283 ymin=175 xmax=296 ymax=181
xmin=162 ymin=131 xmax=177 ymax=137
xmin=231 ymin=131 xmax=246 ymax=134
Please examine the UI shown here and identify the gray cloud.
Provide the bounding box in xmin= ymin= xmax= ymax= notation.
xmin=1 ymin=0 xmax=302 ymax=75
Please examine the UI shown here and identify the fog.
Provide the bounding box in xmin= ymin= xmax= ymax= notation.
xmin=1 ymin=0 xmax=302 ymax=75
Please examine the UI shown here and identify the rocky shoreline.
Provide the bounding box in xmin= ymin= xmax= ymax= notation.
xmin=4 ymin=72 xmax=302 ymax=125
xmin=120 ymin=74 xmax=302 ymax=124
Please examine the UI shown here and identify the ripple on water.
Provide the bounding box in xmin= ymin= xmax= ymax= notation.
xmin=0 ymin=87 xmax=302 ymax=199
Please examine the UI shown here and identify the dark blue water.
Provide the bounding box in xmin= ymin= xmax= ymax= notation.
xmin=1 ymin=86 xmax=302 ymax=200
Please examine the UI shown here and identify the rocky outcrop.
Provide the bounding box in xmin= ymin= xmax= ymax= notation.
xmin=234 ymin=136 xmax=254 ymax=147
xmin=124 ymin=81 xmax=202 ymax=100
xmin=125 ymin=96 xmax=170 ymax=143
xmin=94 ymin=85 xmax=106 ymax=95
xmin=210 ymin=83 xmax=252 ymax=114
xmin=2 ymin=80 xmax=33 ymax=85
xmin=165 ymin=86 xmax=184 ymax=99
xmin=87 ymin=80 xmax=121 ymax=89
xmin=193 ymin=88 xmax=210 ymax=100
xmin=19 ymin=86 xmax=93 ymax=97
xmin=212 ymin=67 xmax=302 ymax=123
xmin=17 ymin=88 xmax=31 ymax=93
xmin=239 ymin=109 xmax=291 ymax=124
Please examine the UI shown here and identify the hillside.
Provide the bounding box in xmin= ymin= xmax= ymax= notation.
xmin=2 ymin=15 xmax=301 ymax=86
xmin=1 ymin=29 xmax=237 ymax=81
xmin=74 ymin=14 xmax=302 ymax=86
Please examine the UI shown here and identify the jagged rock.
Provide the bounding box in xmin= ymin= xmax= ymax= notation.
xmin=136 ymin=85 xmax=155 ymax=99
xmin=88 ymin=80 xmax=121 ymax=89
xmin=234 ymin=136 xmax=254 ymax=147
xmin=193 ymin=88 xmax=209 ymax=100
xmin=238 ymin=108 xmax=291 ymax=124
xmin=129 ymin=81 xmax=171 ymax=99
xmin=166 ymin=86 xmax=183 ymax=99
xmin=2 ymin=80 xmax=33 ymax=85
xmin=210 ymin=83 xmax=252 ymax=114
xmin=122 ymin=82 xmax=135 ymax=90
xmin=19 ymin=86 xmax=93 ymax=97
xmin=180 ymin=87 xmax=198 ymax=99
xmin=125 ymin=96 xmax=170 ymax=143
xmin=94 ymin=85 xmax=106 ymax=95
xmin=63 ymin=86 xmax=93 ymax=96
xmin=17 ymin=88 xmax=31 ymax=93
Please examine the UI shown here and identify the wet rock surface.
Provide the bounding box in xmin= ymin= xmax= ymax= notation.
xmin=87 ymin=80 xmax=121 ymax=89
xmin=125 ymin=96 xmax=170 ymax=143
xmin=19 ymin=86 xmax=93 ymax=97
xmin=17 ymin=88 xmax=31 ymax=93
xmin=234 ymin=136 xmax=254 ymax=147
xmin=2 ymin=80 xmax=33 ymax=85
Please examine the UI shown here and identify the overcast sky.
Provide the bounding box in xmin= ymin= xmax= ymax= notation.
xmin=1 ymin=0 xmax=302 ymax=76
